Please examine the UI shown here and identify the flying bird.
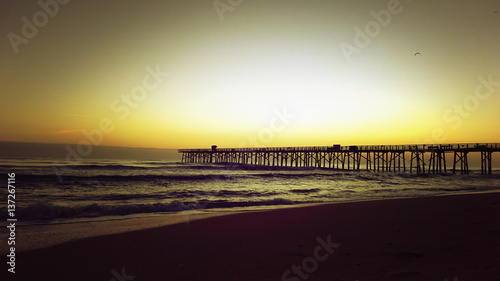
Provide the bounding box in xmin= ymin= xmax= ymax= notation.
xmin=414 ymin=52 xmax=421 ymax=56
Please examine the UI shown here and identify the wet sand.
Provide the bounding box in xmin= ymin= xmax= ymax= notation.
xmin=11 ymin=192 xmax=500 ymax=281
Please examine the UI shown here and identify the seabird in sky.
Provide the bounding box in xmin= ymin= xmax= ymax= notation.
xmin=414 ymin=52 xmax=421 ymax=56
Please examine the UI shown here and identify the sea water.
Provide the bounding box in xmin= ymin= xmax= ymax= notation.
xmin=1 ymin=156 xmax=499 ymax=224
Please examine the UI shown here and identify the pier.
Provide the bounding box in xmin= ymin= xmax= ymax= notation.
xmin=178 ymin=143 xmax=500 ymax=174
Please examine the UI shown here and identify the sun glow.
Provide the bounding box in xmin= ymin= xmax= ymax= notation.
xmin=2 ymin=1 xmax=499 ymax=149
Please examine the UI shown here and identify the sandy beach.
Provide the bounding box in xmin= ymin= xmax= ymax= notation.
xmin=9 ymin=192 xmax=500 ymax=281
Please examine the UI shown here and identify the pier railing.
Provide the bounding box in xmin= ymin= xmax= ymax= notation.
xmin=179 ymin=143 xmax=500 ymax=153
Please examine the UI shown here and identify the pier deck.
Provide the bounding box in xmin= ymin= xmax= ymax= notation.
xmin=178 ymin=143 xmax=500 ymax=174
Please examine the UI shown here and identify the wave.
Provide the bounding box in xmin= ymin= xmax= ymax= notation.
xmin=59 ymin=189 xmax=286 ymax=202
xmin=15 ymin=174 xmax=239 ymax=183
xmin=16 ymin=172 xmax=347 ymax=183
xmin=50 ymin=164 xmax=174 ymax=170
xmin=0 ymin=198 xmax=316 ymax=221
xmin=66 ymin=164 xmax=150 ymax=170
xmin=289 ymin=188 xmax=322 ymax=194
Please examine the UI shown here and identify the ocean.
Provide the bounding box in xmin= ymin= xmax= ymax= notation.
xmin=2 ymin=156 xmax=500 ymax=224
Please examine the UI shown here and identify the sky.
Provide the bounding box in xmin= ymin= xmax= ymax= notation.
xmin=1 ymin=0 xmax=500 ymax=150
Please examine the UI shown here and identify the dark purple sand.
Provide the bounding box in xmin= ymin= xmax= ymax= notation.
xmin=11 ymin=192 xmax=500 ymax=281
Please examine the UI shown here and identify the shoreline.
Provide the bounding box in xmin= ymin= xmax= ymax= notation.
xmin=3 ymin=190 xmax=499 ymax=255
xmin=12 ymin=191 xmax=500 ymax=280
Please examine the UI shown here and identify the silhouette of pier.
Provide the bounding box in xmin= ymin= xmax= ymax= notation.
xmin=178 ymin=143 xmax=500 ymax=174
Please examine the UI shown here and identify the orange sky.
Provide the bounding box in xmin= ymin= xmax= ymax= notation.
xmin=1 ymin=0 xmax=500 ymax=150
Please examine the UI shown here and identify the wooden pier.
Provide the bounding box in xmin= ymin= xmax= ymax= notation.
xmin=178 ymin=143 xmax=500 ymax=174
